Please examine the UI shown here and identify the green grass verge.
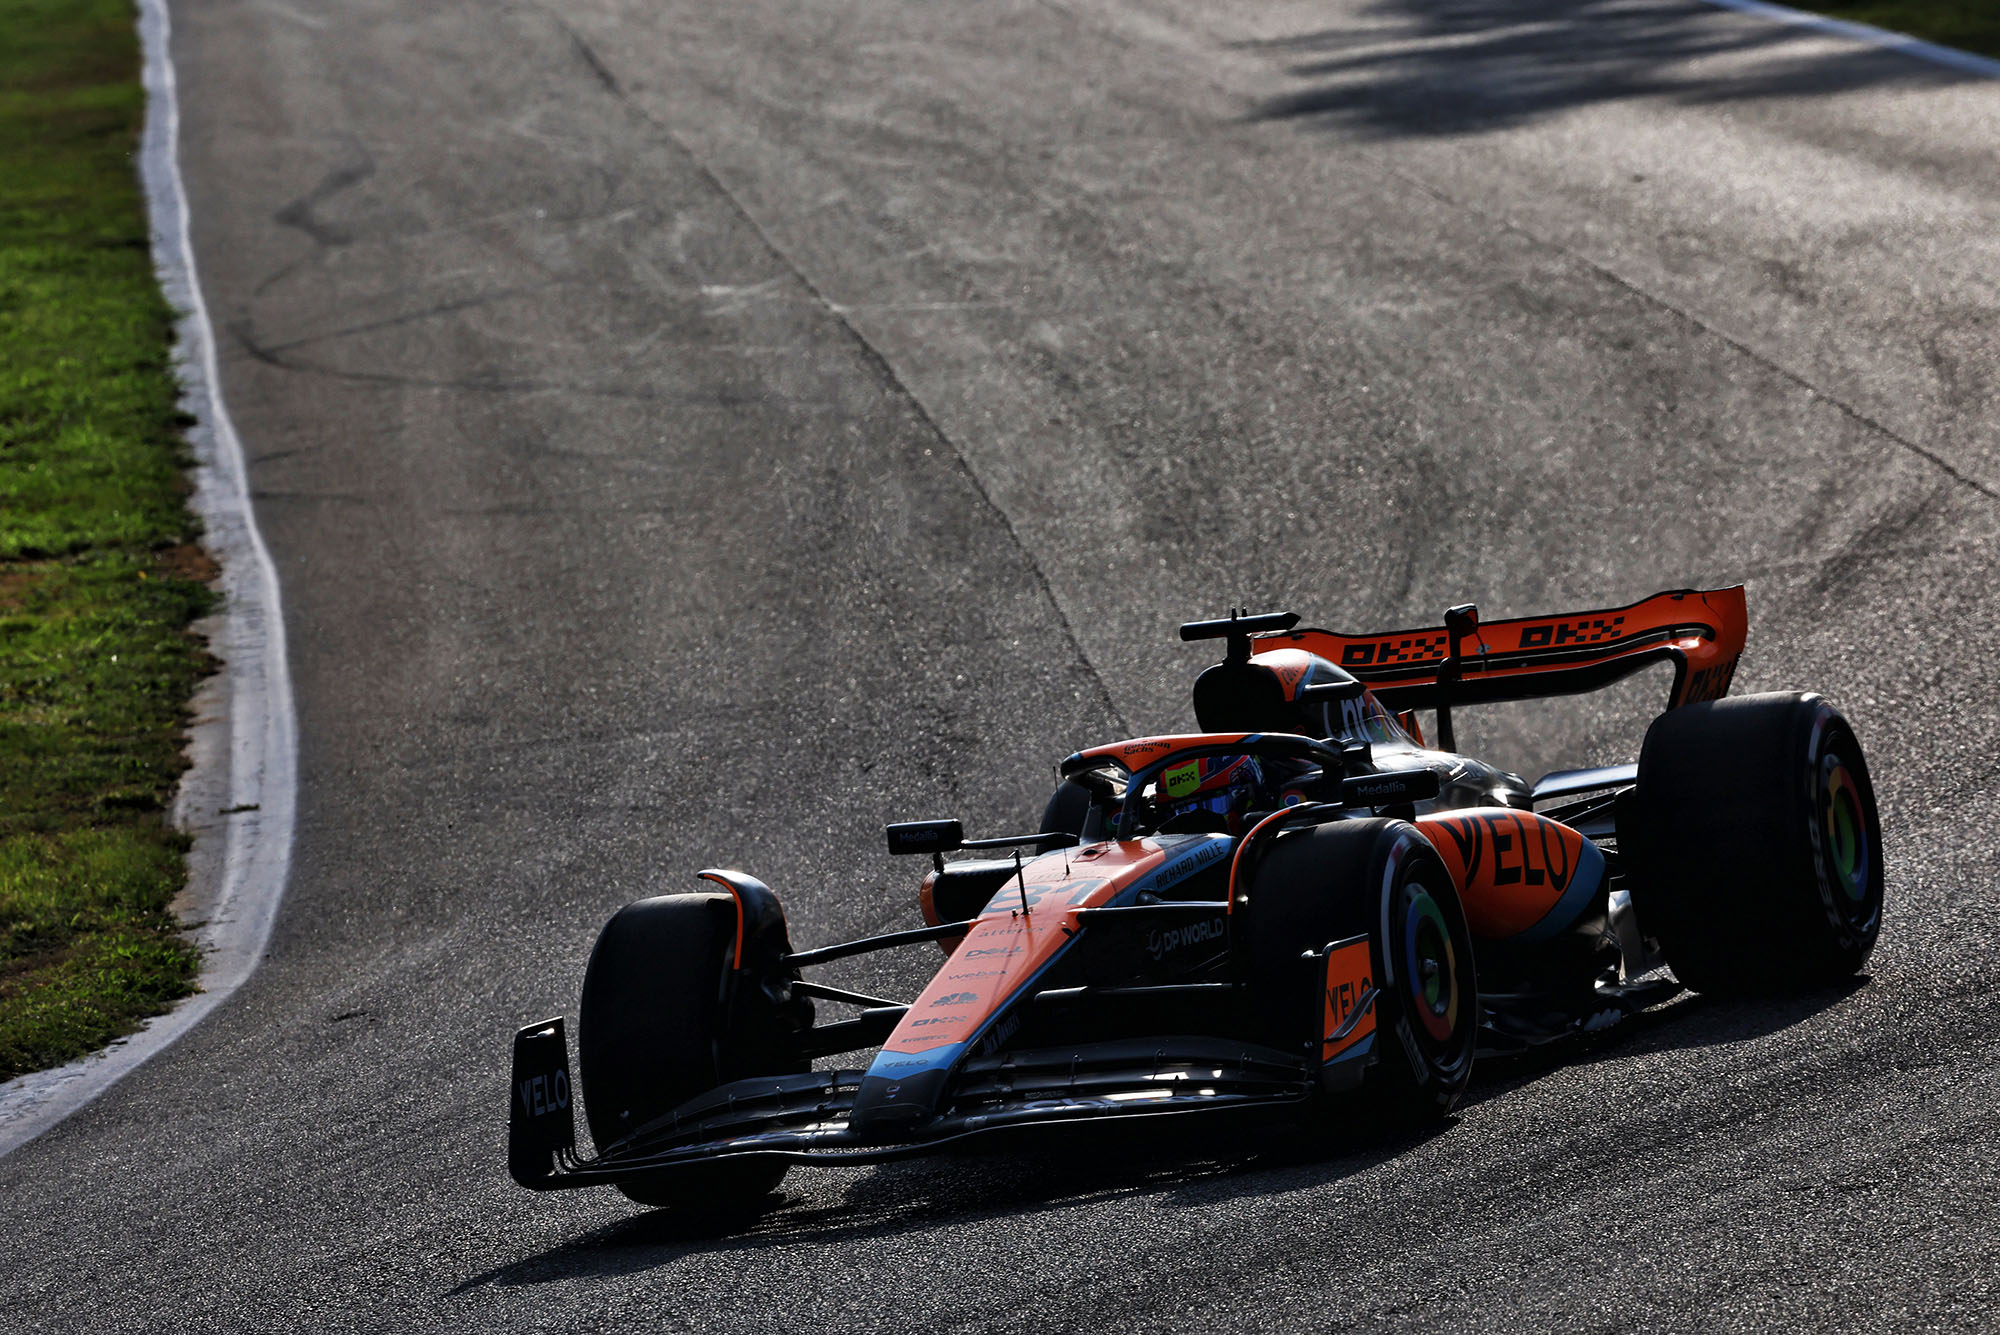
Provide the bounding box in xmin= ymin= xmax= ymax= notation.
xmin=1800 ymin=3 xmax=2000 ymax=59
xmin=0 ymin=0 xmax=214 ymax=1082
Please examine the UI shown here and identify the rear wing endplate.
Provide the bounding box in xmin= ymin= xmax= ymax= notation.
xmin=1258 ymin=586 xmax=1745 ymax=712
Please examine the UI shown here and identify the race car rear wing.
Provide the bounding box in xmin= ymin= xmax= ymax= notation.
xmin=1256 ymin=586 xmax=1746 ymax=714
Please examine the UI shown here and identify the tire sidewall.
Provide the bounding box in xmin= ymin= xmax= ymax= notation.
xmin=1800 ymin=706 xmax=1885 ymax=961
xmin=1369 ymin=824 xmax=1478 ymax=1115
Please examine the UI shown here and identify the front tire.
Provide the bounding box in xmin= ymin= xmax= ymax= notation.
xmin=1244 ymin=819 xmax=1478 ymax=1122
xmin=577 ymin=893 xmax=791 ymax=1209
xmin=1624 ymin=692 xmax=1884 ymax=994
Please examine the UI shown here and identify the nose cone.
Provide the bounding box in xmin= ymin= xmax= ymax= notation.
xmin=846 ymin=1054 xmax=958 ymax=1141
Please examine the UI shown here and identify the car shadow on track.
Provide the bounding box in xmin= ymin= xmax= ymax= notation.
xmin=1587 ymin=974 xmax=1871 ymax=1058
xmin=452 ymin=977 xmax=1870 ymax=1293
xmin=1463 ymin=974 xmax=1871 ymax=1100
xmin=1244 ymin=0 xmax=1978 ymax=138
xmin=450 ymin=1117 xmax=1450 ymax=1292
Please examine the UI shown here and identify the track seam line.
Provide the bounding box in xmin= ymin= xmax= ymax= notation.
xmin=547 ymin=14 xmax=1133 ymax=735
xmin=1371 ymin=161 xmax=2000 ymax=506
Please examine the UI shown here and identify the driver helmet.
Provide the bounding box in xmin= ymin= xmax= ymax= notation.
xmin=1157 ymin=754 xmax=1265 ymax=831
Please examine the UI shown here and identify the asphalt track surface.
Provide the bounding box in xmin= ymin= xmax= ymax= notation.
xmin=6 ymin=0 xmax=1999 ymax=1329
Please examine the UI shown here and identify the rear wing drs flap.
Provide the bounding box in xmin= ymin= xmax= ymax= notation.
xmin=1257 ymin=586 xmax=1746 ymax=712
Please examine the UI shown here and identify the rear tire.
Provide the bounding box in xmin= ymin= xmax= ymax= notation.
xmin=1624 ymin=692 xmax=1884 ymax=994
xmin=577 ymin=893 xmax=790 ymax=1209
xmin=1244 ymin=819 xmax=1478 ymax=1122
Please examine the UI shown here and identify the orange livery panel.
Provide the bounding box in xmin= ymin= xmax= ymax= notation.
xmin=1416 ymin=808 xmax=1608 ymax=943
xmin=1321 ymin=934 xmax=1377 ymax=1064
xmin=850 ymin=833 xmax=1235 ymax=1136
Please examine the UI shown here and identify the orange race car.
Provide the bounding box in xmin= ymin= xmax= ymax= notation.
xmin=508 ymin=587 xmax=1884 ymax=1211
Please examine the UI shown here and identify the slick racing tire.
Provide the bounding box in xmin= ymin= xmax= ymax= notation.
xmin=1625 ymin=692 xmax=1884 ymax=994
xmin=578 ymin=893 xmax=790 ymax=1210
xmin=1244 ymin=819 xmax=1478 ymax=1123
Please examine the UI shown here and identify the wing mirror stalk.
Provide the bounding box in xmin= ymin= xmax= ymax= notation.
xmin=1437 ymin=603 xmax=1479 ymax=754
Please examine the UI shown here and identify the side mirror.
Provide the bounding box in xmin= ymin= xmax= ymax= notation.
xmin=885 ymin=820 xmax=964 ymax=857
xmin=1179 ymin=608 xmax=1301 ymax=664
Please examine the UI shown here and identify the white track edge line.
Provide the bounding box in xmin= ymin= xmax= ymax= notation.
xmin=0 ymin=0 xmax=298 ymax=1159
xmin=1700 ymin=0 xmax=2000 ymax=80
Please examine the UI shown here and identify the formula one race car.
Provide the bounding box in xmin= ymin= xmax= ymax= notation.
xmin=508 ymin=586 xmax=1883 ymax=1210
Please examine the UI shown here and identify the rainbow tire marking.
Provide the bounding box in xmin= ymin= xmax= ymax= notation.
xmin=1404 ymin=885 xmax=1459 ymax=1043
xmin=1821 ymin=756 xmax=1870 ymax=904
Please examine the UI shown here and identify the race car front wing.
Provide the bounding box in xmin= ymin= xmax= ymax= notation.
xmin=508 ymin=1017 xmax=1315 ymax=1190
